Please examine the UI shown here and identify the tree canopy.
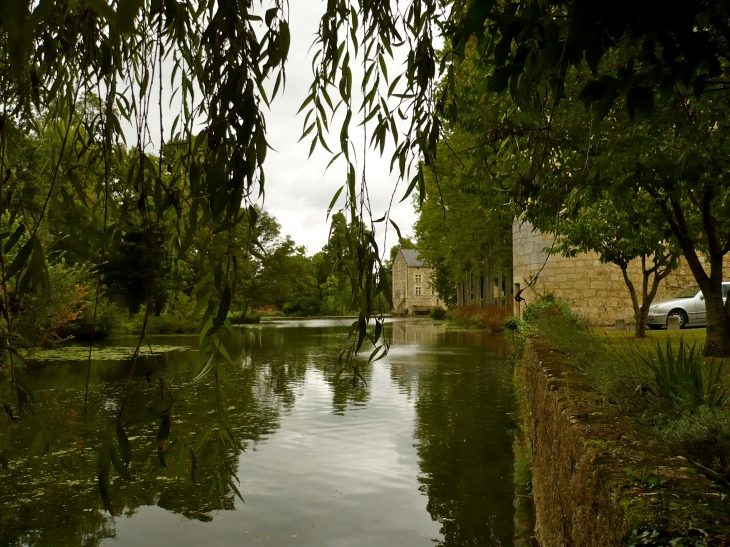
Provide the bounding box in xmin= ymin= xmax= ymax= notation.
xmin=4 ymin=0 xmax=730 ymax=515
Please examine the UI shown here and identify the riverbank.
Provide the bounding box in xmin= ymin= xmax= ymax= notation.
xmin=516 ymin=336 xmax=730 ymax=546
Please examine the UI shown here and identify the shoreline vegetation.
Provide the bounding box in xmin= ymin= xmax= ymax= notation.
xmin=507 ymin=293 xmax=730 ymax=544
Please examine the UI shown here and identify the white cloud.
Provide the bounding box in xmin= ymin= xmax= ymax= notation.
xmin=260 ymin=0 xmax=419 ymax=255
xmin=125 ymin=0 xmax=421 ymax=256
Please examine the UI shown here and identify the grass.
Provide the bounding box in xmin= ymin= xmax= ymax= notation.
xmin=599 ymin=327 xmax=707 ymax=349
xmin=532 ymin=312 xmax=730 ymax=486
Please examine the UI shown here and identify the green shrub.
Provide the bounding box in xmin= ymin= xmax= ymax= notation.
xmin=70 ymin=296 xmax=126 ymax=337
xmin=124 ymin=291 xmax=199 ymax=334
xmin=230 ymin=311 xmax=262 ymax=324
xmin=659 ymin=406 xmax=730 ymax=473
xmin=504 ymin=316 xmax=528 ymax=332
xmin=521 ymin=292 xmax=572 ymax=324
xmin=430 ymin=306 xmax=446 ymax=320
xmin=448 ymin=305 xmax=511 ymax=331
xmin=639 ymin=339 xmax=728 ymax=411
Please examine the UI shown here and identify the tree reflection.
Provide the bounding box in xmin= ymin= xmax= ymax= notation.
xmin=411 ymin=346 xmax=515 ymax=546
xmin=1 ymin=321 xmax=517 ymax=547
xmin=0 ymin=327 xmax=316 ymax=547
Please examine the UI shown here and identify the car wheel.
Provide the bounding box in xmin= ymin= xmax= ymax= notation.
xmin=667 ymin=309 xmax=688 ymax=329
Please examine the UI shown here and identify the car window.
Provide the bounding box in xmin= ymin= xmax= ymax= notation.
xmin=675 ymin=285 xmax=700 ymax=298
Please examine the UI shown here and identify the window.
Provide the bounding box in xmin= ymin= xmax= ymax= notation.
xmin=415 ymin=274 xmax=421 ymax=283
xmin=415 ymin=286 xmax=422 ymax=296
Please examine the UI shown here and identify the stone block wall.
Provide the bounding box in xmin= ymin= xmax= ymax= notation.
xmin=519 ymin=339 xmax=730 ymax=546
xmin=512 ymin=220 xmax=729 ymax=325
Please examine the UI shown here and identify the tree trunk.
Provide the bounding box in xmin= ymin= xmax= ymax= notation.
xmin=703 ymin=255 xmax=730 ymax=356
xmin=618 ymin=252 xmax=677 ymax=338
xmin=497 ymin=265 xmax=500 ymax=306
xmin=653 ymin=193 xmax=730 ymax=356
xmin=508 ymin=274 xmax=513 ymax=307
xmin=618 ymin=264 xmax=644 ymax=337
xmin=485 ymin=254 xmax=494 ymax=306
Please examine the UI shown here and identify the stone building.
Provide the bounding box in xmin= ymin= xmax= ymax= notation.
xmin=512 ymin=220 xmax=730 ymax=325
xmin=392 ymin=249 xmax=440 ymax=314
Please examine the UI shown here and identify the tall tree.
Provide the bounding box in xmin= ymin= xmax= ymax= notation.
xmin=549 ymin=192 xmax=679 ymax=337
xmin=428 ymin=1 xmax=730 ymax=354
xmin=414 ymin=128 xmax=513 ymax=307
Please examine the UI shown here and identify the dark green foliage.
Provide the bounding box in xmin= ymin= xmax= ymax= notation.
xmin=413 ymin=127 xmax=512 ymax=306
xmin=230 ymin=311 xmax=262 ymax=324
xmin=521 ymin=293 xmax=572 ymax=324
xmin=430 ymin=306 xmax=446 ymax=320
xmin=101 ymin=230 xmax=165 ymax=315
xmin=69 ymin=297 xmax=125 ymax=338
xmin=639 ymin=340 xmax=728 ymax=411
xmin=503 ymin=316 xmax=527 ymax=332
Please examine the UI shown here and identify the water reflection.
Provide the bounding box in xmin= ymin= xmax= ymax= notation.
xmin=388 ymin=321 xmax=515 ymax=546
xmin=1 ymin=319 xmax=518 ymax=547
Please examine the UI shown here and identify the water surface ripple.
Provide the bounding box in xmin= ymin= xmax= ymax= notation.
xmin=0 ymin=319 xmax=516 ymax=546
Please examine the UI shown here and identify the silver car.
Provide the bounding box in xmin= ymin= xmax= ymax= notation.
xmin=646 ymin=283 xmax=730 ymax=329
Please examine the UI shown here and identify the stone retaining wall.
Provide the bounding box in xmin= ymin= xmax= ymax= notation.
xmin=519 ymin=338 xmax=730 ymax=546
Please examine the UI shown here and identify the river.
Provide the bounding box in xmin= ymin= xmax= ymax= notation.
xmin=0 ymin=319 xmax=529 ymax=547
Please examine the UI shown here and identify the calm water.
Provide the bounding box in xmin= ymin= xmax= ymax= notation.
xmin=0 ymin=319 xmax=522 ymax=547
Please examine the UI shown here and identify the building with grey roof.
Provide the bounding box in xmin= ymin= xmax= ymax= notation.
xmin=392 ymin=248 xmax=440 ymax=314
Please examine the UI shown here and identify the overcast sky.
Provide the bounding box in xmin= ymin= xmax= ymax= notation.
xmin=260 ymin=1 xmax=420 ymax=256
xmin=129 ymin=1 xmax=423 ymax=257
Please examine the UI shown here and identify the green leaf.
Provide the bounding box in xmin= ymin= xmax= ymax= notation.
xmin=298 ymin=94 xmax=315 ymax=115
xmin=626 ymin=86 xmax=655 ymax=120
xmin=347 ymin=164 xmax=356 ymax=208
xmin=327 ymin=186 xmax=345 ymax=219
xmin=374 ymin=319 xmax=383 ymax=343
xmin=3 ymin=223 xmax=25 ymax=253
xmin=265 ymin=7 xmax=277 ymax=27
xmin=110 ymin=446 xmax=133 ymax=480
xmin=355 ymin=315 xmax=367 ymax=354
xmin=97 ymin=442 xmax=114 ymax=514
xmin=116 ymin=422 xmax=132 ymax=467
xmin=192 ymin=273 xmax=211 ymax=296
xmin=6 ymin=236 xmax=34 ymax=278
xmin=225 ymin=474 xmax=244 ymax=502
xmin=368 ymin=345 xmax=384 ymax=364
xmin=158 ymin=414 xmax=171 ymax=441
xmin=279 ymin=21 xmax=291 ymax=62
xmin=28 ymin=430 xmax=46 ymax=457
xmin=188 ymin=447 xmax=197 ymax=483
xmin=116 ymin=0 xmax=143 ymax=34
xmin=213 ymin=285 xmax=232 ymax=329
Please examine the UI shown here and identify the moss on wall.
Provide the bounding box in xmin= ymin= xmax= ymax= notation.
xmin=517 ymin=338 xmax=730 ymax=546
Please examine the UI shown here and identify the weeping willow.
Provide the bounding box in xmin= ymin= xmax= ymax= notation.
xmin=0 ymin=0 xmax=447 ymax=511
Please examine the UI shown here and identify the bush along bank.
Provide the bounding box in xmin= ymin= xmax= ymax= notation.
xmin=512 ymin=296 xmax=730 ymax=546
xmin=446 ymin=304 xmax=512 ymax=331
